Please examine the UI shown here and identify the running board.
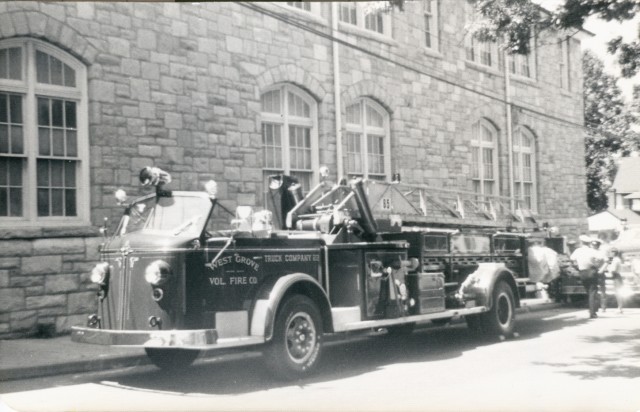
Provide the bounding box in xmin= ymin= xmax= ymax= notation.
xmin=333 ymin=306 xmax=488 ymax=332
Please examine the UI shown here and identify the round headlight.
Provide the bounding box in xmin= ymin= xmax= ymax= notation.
xmin=145 ymin=260 xmax=172 ymax=285
xmin=90 ymin=262 xmax=110 ymax=284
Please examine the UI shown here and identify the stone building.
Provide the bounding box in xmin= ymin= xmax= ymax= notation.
xmin=0 ymin=1 xmax=588 ymax=337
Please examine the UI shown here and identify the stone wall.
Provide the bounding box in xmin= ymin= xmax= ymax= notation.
xmin=0 ymin=1 xmax=588 ymax=337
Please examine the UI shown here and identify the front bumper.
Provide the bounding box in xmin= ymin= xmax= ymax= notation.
xmin=71 ymin=326 xmax=218 ymax=349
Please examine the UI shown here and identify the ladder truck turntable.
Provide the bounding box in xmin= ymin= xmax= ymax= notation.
xmin=72 ymin=166 xmax=558 ymax=379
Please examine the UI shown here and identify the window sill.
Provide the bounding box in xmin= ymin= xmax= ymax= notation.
xmin=0 ymin=225 xmax=100 ymax=240
xmin=464 ymin=60 xmax=502 ymax=77
xmin=423 ymin=47 xmax=443 ymax=60
xmin=338 ymin=22 xmax=397 ymax=47
xmin=272 ymin=3 xmax=328 ymax=26
xmin=509 ymin=74 xmax=538 ymax=87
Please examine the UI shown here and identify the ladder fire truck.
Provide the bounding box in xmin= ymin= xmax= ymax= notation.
xmin=72 ymin=166 xmax=559 ymax=379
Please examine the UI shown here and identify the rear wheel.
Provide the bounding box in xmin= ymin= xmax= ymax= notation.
xmin=263 ymin=295 xmax=323 ymax=380
xmin=483 ymin=280 xmax=516 ymax=337
xmin=145 ymin=348 xmax=200 ymax=371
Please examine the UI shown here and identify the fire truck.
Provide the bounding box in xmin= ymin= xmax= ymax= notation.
xmin=72 ymin=166 xmax=557 ymax=379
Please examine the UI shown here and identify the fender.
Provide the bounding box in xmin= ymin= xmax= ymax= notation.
xmin=250 ymin=272 xmax=332 ymax=341
xmin=460 ymin=262 xmax=520 ymax=309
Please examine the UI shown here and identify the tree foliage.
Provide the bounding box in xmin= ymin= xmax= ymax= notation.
xmin=467 ymin=0 xmax=640 ymax=78
xmin=583 ymin=51 xmax=638 ymax=212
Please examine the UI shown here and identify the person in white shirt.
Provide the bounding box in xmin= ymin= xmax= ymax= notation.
xmin=570 ymin=235 xmax=599 ymax=318
xmin=605 ymin=247 xmax=624 ymax=314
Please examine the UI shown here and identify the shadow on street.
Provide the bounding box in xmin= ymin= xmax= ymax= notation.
xmin=100 ymin=309 xmax=591 ymax=395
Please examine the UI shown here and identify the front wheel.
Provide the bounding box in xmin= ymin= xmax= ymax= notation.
xmin=483 ymin=280 xmax=516 ymax=337
xmin=263 ymin=295 xmax=323 ymax=380
xmin=145 ymin=348 xmax=200 ymax=371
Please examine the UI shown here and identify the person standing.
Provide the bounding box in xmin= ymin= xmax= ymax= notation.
xmin=605 ymin=247 xmax=624 ymax=314
xmin=570 ymin=235 xmax=599 ymax=318
xmin=590 ymin=239 xmax=607 ymax=312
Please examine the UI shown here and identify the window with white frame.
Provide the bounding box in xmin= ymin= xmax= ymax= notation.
xmin=559 ymin=37 xmax=570 ymax=91
xmin=471 ymin=119 xmax=499 ymax=197
xmin=286 ymin=2 xmax=311 ymax=12
xmin=261 ymin=84 xmax=318 ymax=196
xmin=424 ymin=0 xmax=439 ymax=51
xmin=465 ymin=36 xmax=499 ymax=68
xmin=464 ymin=3 xmax=499 ymax=69
xmin=338 ymin=2 xmax=392 ymax=37
xmin=513 ymin=127 xmax=536 ymax=211
xmin=344 ymin=98 xmax=390 ymax=181
xmin=284 ymin=1 xmax=322 ymax=15
xmin=508 ymin=36 xmax=536 ymax=79
xmin=0 ymin=38 xmax=88 ymax=226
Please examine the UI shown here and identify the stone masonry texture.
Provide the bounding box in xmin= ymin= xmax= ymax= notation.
xmin=0 ymin=2 xmax=588 ymax=337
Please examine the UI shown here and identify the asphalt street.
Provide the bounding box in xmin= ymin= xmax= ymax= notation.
xmin=2 ymin=306 xmax=640 ymax=412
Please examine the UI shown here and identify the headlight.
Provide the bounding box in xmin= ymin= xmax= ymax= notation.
xmin=90 ymin=262 xmax=110 ymax=284
xmin=145 ymin=260 xmax=172 ymax=285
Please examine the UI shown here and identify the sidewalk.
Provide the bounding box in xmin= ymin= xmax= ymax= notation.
xmin=0 ymin=335 xmax=149 ymax=382
xmin=0 ymin=299 xmax=561 ymax=382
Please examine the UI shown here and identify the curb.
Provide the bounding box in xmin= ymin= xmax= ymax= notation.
xmin=1 ymin=354 xmax=150 ymax=382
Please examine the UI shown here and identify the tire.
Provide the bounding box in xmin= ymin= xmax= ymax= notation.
xmin=263 ymin=295 xmax=323 ymax=380
xmin=482 ymin=280 xmax=516 ymax=337
xmin=386 ymin=322 xmax=416 ymax=336
xmin=145 ymin=348 xmax=200 ymax=371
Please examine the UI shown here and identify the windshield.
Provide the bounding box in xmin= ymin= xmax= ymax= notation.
xmin=118 ymin=193 xmax=212 ymax=237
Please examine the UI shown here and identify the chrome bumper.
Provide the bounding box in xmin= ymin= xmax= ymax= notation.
xmin=71 ymin=326 xmax=218 ymax=349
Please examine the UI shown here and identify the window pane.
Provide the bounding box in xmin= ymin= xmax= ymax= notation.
xmin=9 ymin=94 xmax=21 ymax=123
xmin=0 ymin=93 xmax=6 ymax=122
xmin=9 ymin=158 xmax=21 ymax=185
xmin=0 ymin=188 xmax=6 ymax=216
xmin=261 ymin=90 xmax=281 ymax=114
xmin=50 ymin=56 xmax=63 ymax=85
xmin=65 ymin=161 xmax=76 ymax=186
xmin=10 ymin=125 xmax=23 ymax=154
xmin=51 ymin=160 xmax=63 ymax=186
xmin=51 ymin=99 xmax=63 ymax=127
xmin=0 ymin=49 xmax=6 ymax=79
xmin=65 ymin=189 xmax=77 ymax=215
xmin=37 ymin=188 xmax=49 ymax=216
xmin=8 ymin=48 xmax=22 ymax=80
xmin=37 ymin=160 xmax=49 ymax=186
xmin=36 ymin=51 xmax=49 ymax=84
xmin=51 ymin=189 xmax=63 ymax=215
xmin=38 ymin=98 xmax=49 ymax=126
xmin=39 ymin=127 xmax=50 ymax=156
xmin=65 ymin=101 xmax=76 ymax=128
xmin=52 ymin=129 xmax=64 ymax=156
xmin=9 ymin=187 xmax=22 ymax=216
xmin=366 ymin=105 xmax=384 ymax=127
xmin=0 ymin=125 xmax=7 ymax=153
xmin=66 ymin=130 xmax=77 ymax=157
xmin=63 ymin=64 xmax=76 ymax=87
xmin=346 ymin=103 xmax=361 ymax=125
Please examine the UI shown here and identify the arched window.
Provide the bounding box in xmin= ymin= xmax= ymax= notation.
xmin=0 ymin=38 xmax=88 ymax=226
xmin=513 ymin=127 xmax=537 ymax=211
xmin=471 ymin=119 xmax=499 ymax=196
xmin=344 ymin=98 xmax=390 ymax=181
xmin=260 ymin=84 xmax=318 ymax=193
